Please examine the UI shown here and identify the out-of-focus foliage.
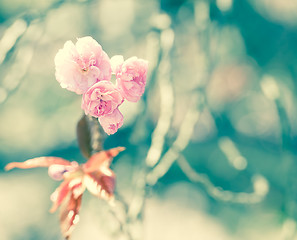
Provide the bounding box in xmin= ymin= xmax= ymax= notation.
xmin=1 ymin=0 xmax=297 ymax=239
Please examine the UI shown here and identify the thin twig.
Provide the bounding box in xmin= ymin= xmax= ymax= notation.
xmin=145 ymin=62 xmax=174 ymax=167
xmin=146 ymin=93 xmax=201 ymax=186
xmin=108 ymin=206 xmax=133 ymax=240
xmin=177 ymin=154 xmax=268 ymax=203
xmin=128 ymin=24 xmax=175 ymax=223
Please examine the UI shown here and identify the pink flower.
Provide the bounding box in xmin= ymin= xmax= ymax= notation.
xmin=99 ymin=108 xmax=124 ymax=135
xmin=81 ymin=81 xmax=123 ymax=118
xmin=112 ymin=56 xmax=148 ymax=102
xmin=55 ymin=36 xmax=112 ymax=94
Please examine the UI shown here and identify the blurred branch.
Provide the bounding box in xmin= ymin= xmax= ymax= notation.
xmin=0 ymin=0 xmax=95 ymax=106
xmin=177 ymin=154 xmax=269 ymax=204
xmin=0 ymin=22 xmax=45 ymax=105
xmin=127 ymin=21 xmax=175 ymax=223
xmin=0 ymin=19 xmax=27 ymax=66
xmin=260 ymin=76 xmax=297 ymax=218
xmin=0 ymin=0 xmax=67 ymax=66
xmin=108 ymin=203 xmax=133 ymax=240
xmin=218 ymin=137 xmax=247 ymax=171
xmin=146 ymin=93 xmax=201 ymax=186
xmin=145 ymin=53 xmax=174 ymax=168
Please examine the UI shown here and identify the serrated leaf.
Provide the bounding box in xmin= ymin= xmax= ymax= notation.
xmin=50 ymin=180 xmax=71 ymax=213
xmin=51 ymin=173 xmax=85 ymax=213
xmin=84 ymin=169 xmax=115 ymax=200
xmin=5 ymin=157 xmax=71 ymax=171
xmin=76 ymin=114 xmax=92 ymax=159
xmin=60 ymin=192 xmax=82 ymax=240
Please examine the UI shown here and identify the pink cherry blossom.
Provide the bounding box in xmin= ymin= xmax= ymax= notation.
xmin=81 ymin=81 xmax=123 ymax=118
xmin=55 ymin=36 xmax=112 ymax=94
xmin=112 ymin=56 xmax=148 ymax=102
xmin=99 ymin=108 xmax=124 ymax=135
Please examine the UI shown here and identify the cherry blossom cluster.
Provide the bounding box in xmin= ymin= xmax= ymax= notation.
xmin=55 ymin=36 xmax=148 ymax=134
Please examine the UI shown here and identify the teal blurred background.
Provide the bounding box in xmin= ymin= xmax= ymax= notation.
xmin=1 ymin=0 xmax=297 ymax=239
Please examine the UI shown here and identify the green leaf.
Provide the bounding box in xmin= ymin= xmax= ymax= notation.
xmin=76 ymin=114 xmax=92 ymax=159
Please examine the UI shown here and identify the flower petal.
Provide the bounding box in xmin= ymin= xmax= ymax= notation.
xmin=83 ymin=147 xmax=125 ymax=173
xmin=81 ymin=81 xmax=123 ymax=118
xmin=116 ymin=56 xmax=148 ymax=102
xmin=98 ymin=108 xmax=124 ymax=135
xmin=55 ymin=36 xmax=112 ymax=94
xmin=5 ymin=157 xmax=72 ymax=171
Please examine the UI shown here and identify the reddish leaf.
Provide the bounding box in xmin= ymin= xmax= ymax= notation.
xmin=50 ymin=175 xmax=84 ymax=213
xmin=60 ymin=192 xmax=82 ymax=239
xmin=50 ymin=180 xmax=71 ymax=213
xmin=84 ymin=169 xmax=116 ymax=200
xmin=83 ymin=147 xmax=125 ymax=173
xmin=5 ymin=157 xmax=71 ymax=171
xmin=76 ymin=114 xmax=92 ymax=159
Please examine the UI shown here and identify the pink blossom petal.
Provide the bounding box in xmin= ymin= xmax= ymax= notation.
xmin=55 ymin=36 xmax=112 ymax=94
xmin=116 ymin=56 xmax=148 ymax=102
xmin=98 ymin=108 xmax=124 ymax=135
xmin=81 ymin=81 xmax=123 ymax=118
